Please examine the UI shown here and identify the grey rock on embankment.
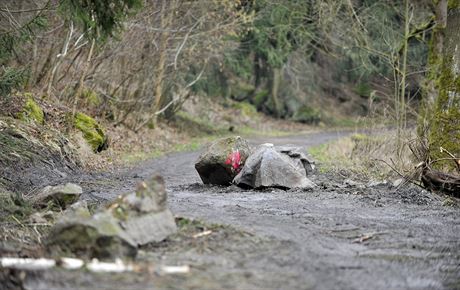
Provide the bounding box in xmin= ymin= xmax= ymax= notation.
xmin=33 ymin=183 xmax=82 ymax=209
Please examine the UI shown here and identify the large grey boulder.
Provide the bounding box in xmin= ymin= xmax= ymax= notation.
xmin=46 ymin=176 xmax=176 ymax=260
xmin=195 ymin=136 xmax=251 ymax=185
xmin=233 ymin=144 xmax=315 ymax=189
xmin=276 ymin=145 xmax=316 ymax=175
xmin=33 ymin=183 xmax=82 ymax=209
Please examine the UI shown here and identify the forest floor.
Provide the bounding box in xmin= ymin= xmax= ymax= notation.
xmin=2 ymin=131 xmax=459 ymax=290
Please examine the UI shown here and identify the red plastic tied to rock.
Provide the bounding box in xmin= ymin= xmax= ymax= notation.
xmin=225 ymin=150 xmax=242 ymax=173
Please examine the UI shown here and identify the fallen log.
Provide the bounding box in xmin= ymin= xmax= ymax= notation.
xmin=421 ymin=167 xmax=460 ymax=197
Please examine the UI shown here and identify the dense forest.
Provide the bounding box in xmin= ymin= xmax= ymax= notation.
xmin=1 ymin=1 xmax=458 ymax=160
xmin=0 ymin=1 xmax=459 ymax=289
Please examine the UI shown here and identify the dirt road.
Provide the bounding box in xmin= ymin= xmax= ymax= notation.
xmin=14 ymin=131 xmax=460 ymax=290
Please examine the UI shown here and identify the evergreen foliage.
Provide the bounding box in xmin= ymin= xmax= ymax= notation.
xmin=243 ymin=0 xmax=314 ymax=68
xmin=59 ymin=0 xmax=142 ymax=41
xmin=219 ymin=0 xmax=317 ymax=117
xmin=0 ymin=67 xmax=29 ymax=97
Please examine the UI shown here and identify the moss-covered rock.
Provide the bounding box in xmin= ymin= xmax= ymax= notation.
xmin=18 ymin=96 xmax=44 ymax=124
xmin=47 ymin=175 xmax=176 ymax=259
xmin=46 ymin=210 xmax=137 ymax=260
xmin=74 ymin=112 xmax=108 ymax=153
xmin=33 ymin=183 xmax=83 ymax=209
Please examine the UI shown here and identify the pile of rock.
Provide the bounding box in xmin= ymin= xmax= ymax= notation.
xmin=195 ymin=137 xmax=315 ymax=189
xmin=45 ymin=176 xmax=176 ymax=260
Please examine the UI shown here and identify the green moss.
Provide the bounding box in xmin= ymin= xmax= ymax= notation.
xmin=18 ymin=96 xmax=44 ymax=124
xmin=429 ymin=54 xmax=460 ymax=171
xmin=74 ymin=112 xmax=108 ymax=152
xmin=422 ymin=8 xmax=460 ymax=173
xmin=448 ymin=0 xmax=460 ymax=9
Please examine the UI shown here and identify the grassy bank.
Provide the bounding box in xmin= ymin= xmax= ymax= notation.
xmin=309 ymin=129 xmax=418 ymax=181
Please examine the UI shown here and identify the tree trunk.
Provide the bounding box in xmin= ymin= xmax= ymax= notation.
xmin=151 ymin=0 xmax=174 ymax=125
xmin=425 ymin=0 xmax=448 ymax=106
xmin=72 ymin=38 xmax=95 ymax=116
xmin=271 ymin=67 xmax=282 ymax=118
xmin=425 ymin=1 xmax=460 ymax=172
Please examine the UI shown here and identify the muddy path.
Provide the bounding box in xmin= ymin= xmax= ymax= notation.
xmin=13 ymin=131 xmax=460 ymax=290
